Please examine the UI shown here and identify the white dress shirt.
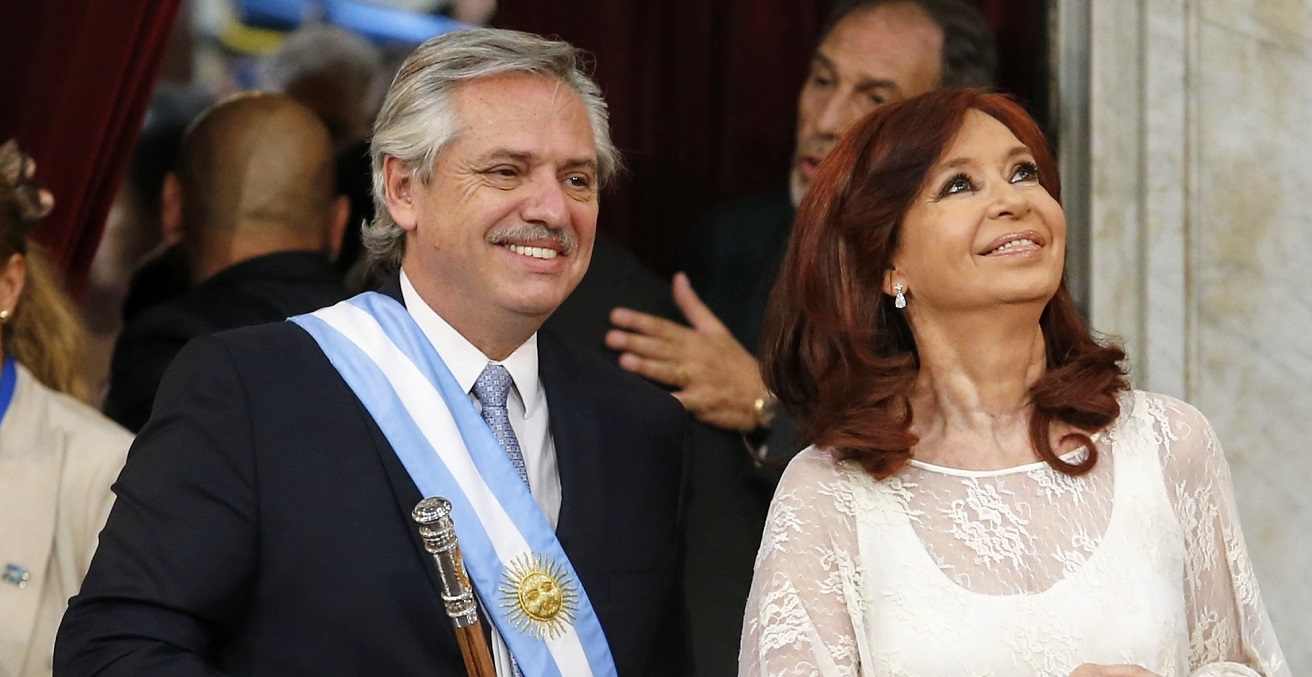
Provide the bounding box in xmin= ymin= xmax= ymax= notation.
xmin=400 ymin=272 xmax=561 ymax=676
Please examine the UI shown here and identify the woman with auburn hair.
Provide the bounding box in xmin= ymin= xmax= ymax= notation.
xmin=0 ymin=140 xmax=131 ymax=677
xmin=739 ymin=90 xmax=1288 ymax=676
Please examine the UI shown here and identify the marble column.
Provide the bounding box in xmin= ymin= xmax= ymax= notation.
xmin=1066 ymin=0 xmax=1311 ymax=670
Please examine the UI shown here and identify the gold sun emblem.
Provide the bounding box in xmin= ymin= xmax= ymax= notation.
xmin=499 ymin=552 xmax=578 ymax=639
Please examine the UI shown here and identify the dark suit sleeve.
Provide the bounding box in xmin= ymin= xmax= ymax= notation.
xmin=57 ymin=335 xmax=258 ymax=676
xmin=653 ymin=418 xmax=696 ymax=677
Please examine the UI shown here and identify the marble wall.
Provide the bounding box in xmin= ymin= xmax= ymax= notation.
xmin=1075 ymin=0 xmax=1311 ymax=671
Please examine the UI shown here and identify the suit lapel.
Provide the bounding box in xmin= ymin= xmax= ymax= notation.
xmin=370 ymin=274 xmax=442 ymax=582
xmin=0 ymin=372 xmax=63 ymax=676
xmin=294 ymin=304 xmax=458 ymax=654
xmin=538 ymin=333 xmax=606 ymax=576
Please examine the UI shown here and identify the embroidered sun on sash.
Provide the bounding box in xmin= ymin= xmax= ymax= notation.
xmin=291 ymin=293 xmax=617 ymax=677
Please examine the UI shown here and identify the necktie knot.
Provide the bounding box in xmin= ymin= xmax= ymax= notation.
xmin=473 ymin=364 xmax=513 ymax=410
xmin=472 ymin=363 xmax=529 ymax=488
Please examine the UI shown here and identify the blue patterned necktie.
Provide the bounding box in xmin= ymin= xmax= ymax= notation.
xmin=472 ymin=364 xmax=529 ymax=487
xmin=472 ymin=364 xmax=529 ymax=676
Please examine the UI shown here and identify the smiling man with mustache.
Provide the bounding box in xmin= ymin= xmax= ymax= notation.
xmin=56 ymin=29 xmax=690 ymax=677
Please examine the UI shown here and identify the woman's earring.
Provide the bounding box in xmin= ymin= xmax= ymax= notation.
xmin=893 ymin=283 xmax=907 ymax=310
xmin=0 ymin=308 xmax=9 ymax=322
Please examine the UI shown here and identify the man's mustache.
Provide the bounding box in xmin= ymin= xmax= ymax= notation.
xmin=488 ymin=223 xmax=577 ymax=255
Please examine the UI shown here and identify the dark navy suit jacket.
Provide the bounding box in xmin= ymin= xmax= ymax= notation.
xmin=56 ymin=280 xmax=691 ymax=676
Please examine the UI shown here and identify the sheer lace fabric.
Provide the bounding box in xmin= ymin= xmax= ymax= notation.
xmin=740 ymin=391 xmax=1289 ymax=677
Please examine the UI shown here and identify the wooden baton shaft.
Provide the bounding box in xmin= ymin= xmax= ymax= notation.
xmin=455 ymin=624 xmax=497 ymax=677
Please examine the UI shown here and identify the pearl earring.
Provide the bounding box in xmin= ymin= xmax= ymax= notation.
xmin=893 ymin=283 xmax=906 ymax=310
xmin=0 ymin=309 xmax=10 ymax=322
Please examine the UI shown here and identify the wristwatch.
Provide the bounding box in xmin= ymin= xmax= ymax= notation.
xmin=752 ymin=392 xmax=779 ymax=430
xmin=743 ymin=391 xmax=782 ymax=467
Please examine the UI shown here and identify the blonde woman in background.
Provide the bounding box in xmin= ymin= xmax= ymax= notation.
xmin=0 ymin=140 xmax=131 ymax=677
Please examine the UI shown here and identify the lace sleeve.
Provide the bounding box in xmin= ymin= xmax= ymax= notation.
xmin=1150 ymin=395 xmax=1291 ymax=677
xmin=739 ymin=447 xmax=863 ymax=677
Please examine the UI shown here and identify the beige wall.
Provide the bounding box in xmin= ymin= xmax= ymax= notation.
xmin=1070 ymin=0 xmax=1310 ymax=670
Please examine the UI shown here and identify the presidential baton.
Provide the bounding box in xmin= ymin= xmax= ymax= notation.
xmin=412 ymin=497 xmax=497 ymax=677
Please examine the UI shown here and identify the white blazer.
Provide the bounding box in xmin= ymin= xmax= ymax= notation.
xmin=0 ymin=363 xmax=131 ymax=677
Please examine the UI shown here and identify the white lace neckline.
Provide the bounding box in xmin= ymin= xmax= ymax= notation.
xmin=907 ymin=446 xmax=1092 ymax=478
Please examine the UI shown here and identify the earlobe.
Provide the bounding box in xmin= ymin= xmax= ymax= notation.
xmin=881 ymin=268 xmax=900 ymax=296
xmin=382 ymin=156 xmax=419 ymax=231
xmin=0 ymin=253 xmax=28 ymax=316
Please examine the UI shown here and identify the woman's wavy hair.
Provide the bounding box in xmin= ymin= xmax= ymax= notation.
xmin=761 ymin=89 xmax=1127 ymax=479
xmin=0 ymin=140 xmax=89 ymax=401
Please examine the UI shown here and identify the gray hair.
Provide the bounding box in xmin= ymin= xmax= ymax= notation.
xmin=363 ymin=28 xmax=620 ymax=273
xmin=820 ymin=0 xmax=998 ymax=89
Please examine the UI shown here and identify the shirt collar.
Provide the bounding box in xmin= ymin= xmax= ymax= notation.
xmin=399 ymin=271 xmax=544 ymax=416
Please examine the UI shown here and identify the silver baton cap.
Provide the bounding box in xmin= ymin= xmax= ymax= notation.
xmin=412 ymin=497 xmax=480 ymax=628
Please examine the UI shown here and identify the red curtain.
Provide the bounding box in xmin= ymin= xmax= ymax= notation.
xmin=0 ymin=0 xmax=182 ymax=298
xmin=495 ymin=1 xmax=824 ymax=275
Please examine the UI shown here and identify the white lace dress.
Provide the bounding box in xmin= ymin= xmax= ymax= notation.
xmin=740 ymin=391 xmax=1289 ymax=677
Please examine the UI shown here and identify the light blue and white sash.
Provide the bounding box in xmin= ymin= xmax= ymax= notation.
xmin=291 ymin=292 xmax=616 ymax=677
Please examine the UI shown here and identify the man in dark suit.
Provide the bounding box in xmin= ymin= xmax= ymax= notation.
xmin=101 ymin=93 xmax=350 ymax=432
xmin=605 ymin=1 xmax=997 ymax=673
xmin=56 ymin=29 xmax=690 ymax=677
xmin=609 ymin=0 xmax=998 ymax=467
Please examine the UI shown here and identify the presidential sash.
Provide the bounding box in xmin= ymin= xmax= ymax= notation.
xmin=291 ymin=292 xmax=617 ymax=677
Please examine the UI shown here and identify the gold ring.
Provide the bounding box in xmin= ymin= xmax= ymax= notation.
xmin=673 ymin=365 xmax=691 ymax=387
